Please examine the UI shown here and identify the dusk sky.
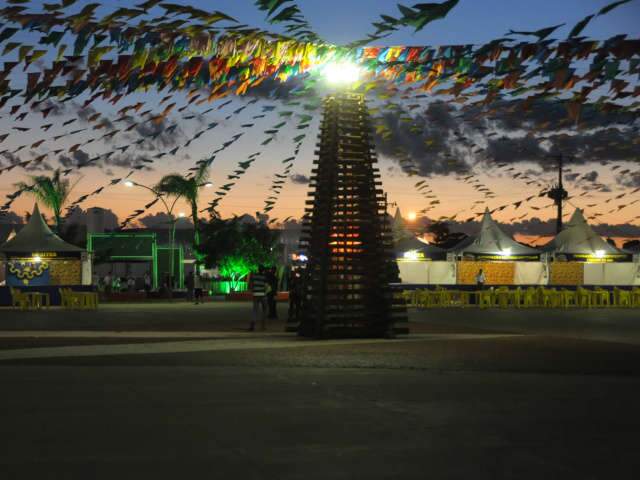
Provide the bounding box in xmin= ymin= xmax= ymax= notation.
xmin=1 ymin=0 xmax=639 ymax=237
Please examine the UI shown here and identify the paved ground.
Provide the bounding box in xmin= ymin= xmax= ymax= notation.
xmin=1 ymin=303 xmax=639 ymax=479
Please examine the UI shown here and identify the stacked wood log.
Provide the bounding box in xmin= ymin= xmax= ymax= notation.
xmin=291 ymin=92 xmax=408 ymax=338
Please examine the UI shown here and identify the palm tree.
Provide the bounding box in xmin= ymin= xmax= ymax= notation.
xmin=15 ymin=169 xmax=79 ymax=233
xmin=155 ymin=165 xmax=210 ymax=263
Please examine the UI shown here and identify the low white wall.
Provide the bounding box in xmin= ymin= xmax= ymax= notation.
xmin=429 ymin=261 xmax=457 ymax=285
xmin=514 ymin=262 xmax=548 ymax=285
xmin=397 ymin=261 xmax=429 ymax=284
xmin=398 ymin=260 xmax=640 ymax=286
xmin=397 ymin=261 xmax=456 ymax=285
xmin=584 ymin=262 xmax=640 ymax=286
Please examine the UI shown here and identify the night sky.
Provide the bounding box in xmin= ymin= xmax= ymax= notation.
xmin=1 ymin=0 xmax=639 ymax=242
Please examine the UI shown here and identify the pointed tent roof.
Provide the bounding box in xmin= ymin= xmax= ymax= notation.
xmin=543 ymin=209 xmax=624 ymax=256
xmin=392 ymin=207 xmax=412 ymax=241
xmin=0 ymin=204 xmax=83 ymax=254
xmin=451 ymin=208 xmax=540 ymax=257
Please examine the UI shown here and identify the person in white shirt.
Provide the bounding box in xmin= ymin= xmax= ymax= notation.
xmin=475 ymin=269 xmax=486 ymax=288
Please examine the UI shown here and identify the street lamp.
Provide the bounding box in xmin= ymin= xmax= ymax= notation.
xmin=125 ymin=180 xmax=180 ymax=297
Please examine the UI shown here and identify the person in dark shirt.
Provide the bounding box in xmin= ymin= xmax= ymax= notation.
xmin=248 ymin=266 xmax=267 ymax=331
xmin=185 ymin=270 xmax=195 ymax=302
xmin=266 ymin=266 xmax=278 ymax=319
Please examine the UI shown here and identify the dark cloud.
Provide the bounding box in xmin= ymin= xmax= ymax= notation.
xmin=58 ymin=149 xmax=90 ymax=168
xmin=472 ymin=99 xmax=638 ymax=133
xmin=290 ymin=173 xmax=310 ymax=184
xmin=373 ymin=101 xmax=471 ymax=176
xmin=581 ymin=171 xmax=599 ymax=183
xmin=372 ymin=98 xmax=639 ymax=179
xmin=618 ymin=170 xmax=640 ymax=188
xmin=130 ymin=119 xmax=185 ymax=151
xmin=484 ymin=135 xmax=547 ymax=166
xmin=103 ymin=153 xmax=153 ymax=171
xmin=1 ymin=152 xmax=52 ymax=172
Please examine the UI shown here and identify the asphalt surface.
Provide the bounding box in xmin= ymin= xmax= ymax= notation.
xmin=1 ymin=303 xmax=639 ymax=479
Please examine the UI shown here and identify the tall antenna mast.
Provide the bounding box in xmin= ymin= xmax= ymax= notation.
xmin=547 ymin=154 xmax=569 ymax=234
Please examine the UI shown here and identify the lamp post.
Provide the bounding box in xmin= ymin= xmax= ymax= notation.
xmin=125 ymin=180 xmax=180 ymax=297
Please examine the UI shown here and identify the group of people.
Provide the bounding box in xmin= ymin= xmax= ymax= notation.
xmin=99 ymin=272 xmax=153 ymax=294
xmin=248 ymin=266 xmax=279 ymax=331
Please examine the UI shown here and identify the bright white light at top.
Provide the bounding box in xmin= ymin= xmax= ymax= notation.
xmin=178 ymin=212 xmax=186 ymax=218
xmin=124 ymin=181 xmax=134 ymax=187
xmin=403 ymin=250 xmax=419 ymax=261
xmin=500 ymin=248 xmax=512 ymax=257
xmin=595 ymin=249 xmax=605 ymax=258
xmin=407 ymin=211 xmax=417 ymax=221
xmin=33 ymin=256 xmax=42 ymax=263
xmin=322 ymin=61 xmax=362 ymax=85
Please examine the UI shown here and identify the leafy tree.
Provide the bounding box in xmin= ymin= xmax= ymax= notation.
xmin=426 ymin=221 xmax=467 ymax=249
xmin=200 ymin=217 xmax=280 ymax=291
xmin=155 ymin=164 xmax=210 ymax=262
xmin=14 ymin=169 xmax=79 ymax=233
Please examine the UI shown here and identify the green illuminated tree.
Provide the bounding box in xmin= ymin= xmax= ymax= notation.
xmin=14 ymin=169 xmax=80 ymax=233
xmin=200 ymin=217 xmax=280 ymax=292
xmin=155 ymin=164 xmax=210 ymax=263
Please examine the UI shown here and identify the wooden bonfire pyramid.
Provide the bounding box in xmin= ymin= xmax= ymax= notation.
xmin=294 ymin=92 xmax=408 ymax=338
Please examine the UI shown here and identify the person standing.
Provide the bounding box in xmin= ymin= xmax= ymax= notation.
xmin=194 ymin=270 xmax=203 ymax=304
xmin=248 ymin=267 xmax=267 ymax=331
xmin=185 ymin=270 xmax=195 ymax=302
xmin=104 ymin=272 xmax=112 ymax=295
xmin=475 ymin=268 xmax=486 ymax=289
xmin=266 ymin=266 xmax=278 ymax=319
xmin=143 ymin=272 xmax=152 ymax=296
xmin=288 ymin=268 xmax=302 ymax=322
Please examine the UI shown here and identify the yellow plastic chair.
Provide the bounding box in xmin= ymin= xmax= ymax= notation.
xmin=494 ymin=287 xmax=510 ymax=308
xmin=576 ymin=287 xmax=591 ymax=308
xmin=441 ymin=289 xmax=459 ymax=307
xmin=415 ymin=290 xmax=430 ymax=308
xmin=591 ymin=288 xmax=611 ymax=308
xmin=522 ymin=288 xmax=538 ymax=308
xmin=632 ymin=288 xmax=640 ymax=308
xmin=402 ymin=290 xmax=417 ymax=307
xmin=79 ymin=292 xmax=99 ymax=309
xmin=560 ymin=289 xmax=577 ymax=308
xmin=60 ymin=288 xmax=80 ymax=309
xmin=478 ymin=290 xmax=493 ymax=308
xmin=510 ymin=288 xmax=522 ymax=308
xmin=10 ymin=287 xmax=31 ymax=310
xmin=541 ymin=288 xmax=561 ymax=308
xmin=613 ymin=288 xmax=631 ymax=308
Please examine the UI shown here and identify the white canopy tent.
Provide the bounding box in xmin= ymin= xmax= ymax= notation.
xmin=543 ymin=209 xmax=630 ymax=261
xmin=451 ymin=209 xmax=540 ymax=260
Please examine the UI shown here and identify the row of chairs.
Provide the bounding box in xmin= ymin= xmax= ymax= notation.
xmin=9 ymin=287 xmax=98 ymax=310
xmin=403 ymin=286 xmax=640 ymax=309
xmin=9 ymin=287 xmax=50 ymax=310
xmin=59 ymin=288 xmax=99 ymax=310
